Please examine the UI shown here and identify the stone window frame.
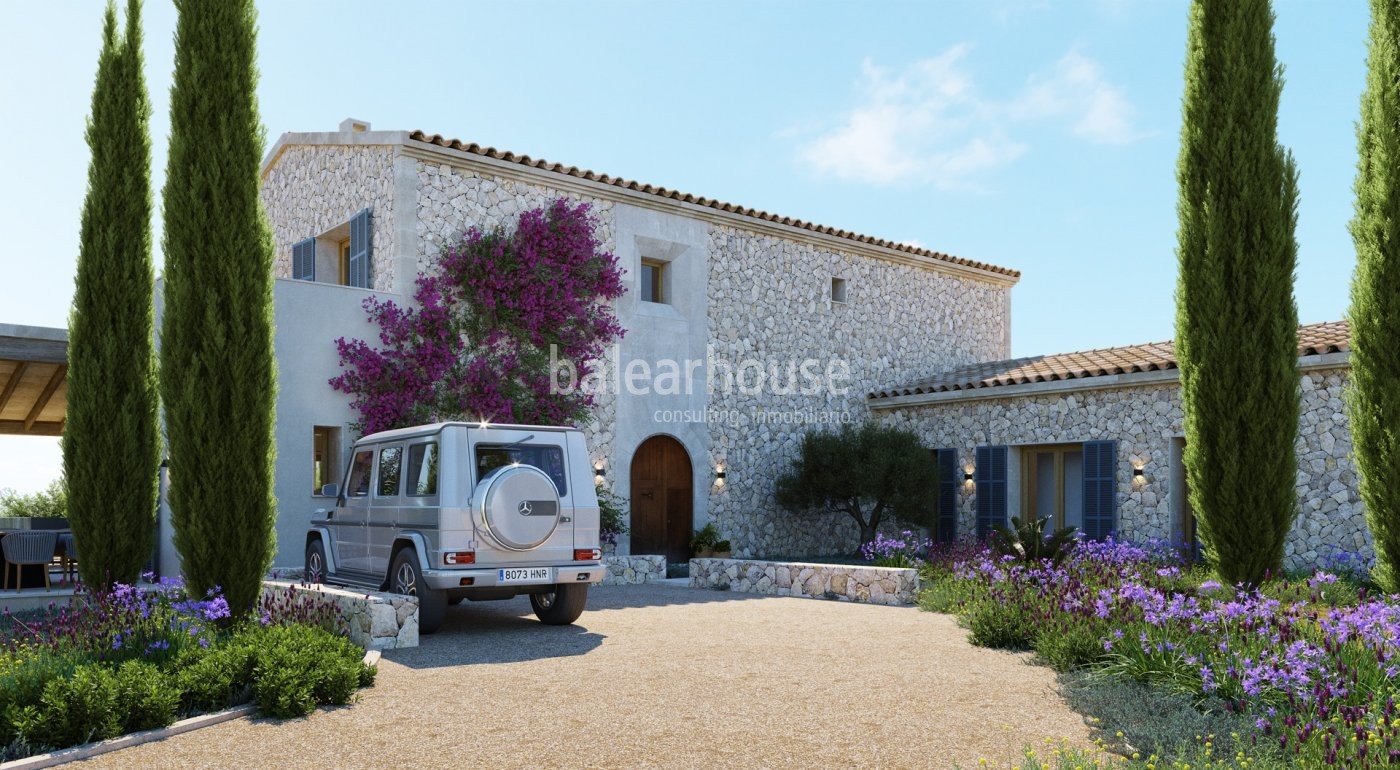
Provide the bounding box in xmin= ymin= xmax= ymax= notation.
xmin=830 ymin=276 xmax=849 ymax=304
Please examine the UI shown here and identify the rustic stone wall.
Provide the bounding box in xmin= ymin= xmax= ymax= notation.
xmin=689 ymin=558 xmax=919 ymax=605
xmin=601 ymin=554 xmax=667 ymax=585
xmin=877 ymin=366 xmax=1364 ymax=571
xmin=704 ymin=224 xmax=1012 ymax=559
xmin=260 ymin=145 xmax=399 ymax=293
xmin=262 ymin=581 xmax=419 ymax=650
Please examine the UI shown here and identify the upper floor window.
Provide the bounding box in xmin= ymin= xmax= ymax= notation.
xmin=831 ymin=277 xmax=848 ymax=304
xmin=292 ymin=207 xmax=372 ymax=288
xmin=640 ymin=258 xmax=668 ymax=304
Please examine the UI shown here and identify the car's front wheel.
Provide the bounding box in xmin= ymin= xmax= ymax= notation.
xmin=390 ymin=548 xmax=447 ymax=634
xmin=530 ymin=583 xmax=588 ymax=625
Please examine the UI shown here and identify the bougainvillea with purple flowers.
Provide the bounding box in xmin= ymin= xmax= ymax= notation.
xmin=331 ymin=199 xmax=626 ymax=435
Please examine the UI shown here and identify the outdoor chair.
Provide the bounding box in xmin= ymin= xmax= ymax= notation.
xmin=56 ymin=532 xmax=77 ymax=585
xmin=2 ymin=531 xmax=58 ymax=592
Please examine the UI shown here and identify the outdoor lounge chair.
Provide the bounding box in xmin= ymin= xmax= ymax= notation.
xmin=2 ymin=530 xmax=58 ymax=591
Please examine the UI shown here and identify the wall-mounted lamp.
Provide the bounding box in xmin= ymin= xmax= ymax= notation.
xmin=715 ymin=465 xmax=727 ymax=485
xmin=963 ymin=471 xmax=974 ymax=481
xmin=1133 ymin=467 xmax=1145 ymax=478
xmin=593 ymin=461 xmax=606 ymax=484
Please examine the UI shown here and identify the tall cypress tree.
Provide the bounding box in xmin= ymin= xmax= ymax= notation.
xmin=65 ymin=0 xmax=160 ymax=588
xmin=1175 ymin=0 xmax=1300 ymax=586
xmin=1349 ymin=0 xmax=1400 ymax=592
xmin=161 ymin=0 xmax=277 ymax=615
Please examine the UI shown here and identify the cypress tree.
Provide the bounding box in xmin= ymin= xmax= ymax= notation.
xmin=1175 ymin=0 xmax=1301 ymax=586
xmin=65 ymin=0 xmax=160 ymax=588
xmin=160 ymin=0 xmax=277 ymax=615
xmin=1349 ymin=0 xmax=1400 ymax=592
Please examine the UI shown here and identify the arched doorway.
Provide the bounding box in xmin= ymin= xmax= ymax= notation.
xmin=629 ymin=435 xmax=693 ymax=566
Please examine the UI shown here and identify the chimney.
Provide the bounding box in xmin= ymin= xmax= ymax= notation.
xmin=339 ymin=118 xmax=371 ymax=133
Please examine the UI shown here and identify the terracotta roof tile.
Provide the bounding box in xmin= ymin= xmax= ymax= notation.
xmin=869 ymin=320 xmax=1350 ymax=400
xmin=407 ymin=130 xmax=1019 ymax=279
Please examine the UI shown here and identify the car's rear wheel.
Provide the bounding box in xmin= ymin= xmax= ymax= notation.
xmin=305 ymin=539 xmax=327 ymax=585
xmin=391 ymin=548 xmax=447 ymax=634
xmin=530 ymin=583 xmax=588 ymax=625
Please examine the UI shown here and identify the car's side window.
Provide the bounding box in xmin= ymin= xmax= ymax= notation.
xmin=377 ymin=446 xmax=402 ymax=498
xmin=346 ymin=450 xmax=374 ymax=497
xmin=406 ymin=441 xmax=438 ymax=497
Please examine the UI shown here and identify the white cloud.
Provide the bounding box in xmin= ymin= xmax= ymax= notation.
xmin=796 ymin=46 xmax=1142 ymax=188
xmin=1012 ymin=50 xmax=1140 ymax=144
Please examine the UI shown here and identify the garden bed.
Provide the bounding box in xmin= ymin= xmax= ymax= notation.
xmin=0 ymin=578 xmax=377 ymax=764
xmin=690 ymin=558 xmax=918 ymax=605
xmin=921 ymin=538 xmax=1392 ymax=768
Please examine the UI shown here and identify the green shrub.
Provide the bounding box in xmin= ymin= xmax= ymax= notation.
xmin=250 ymin=624 xmax=373 ymax=718
xmin=0 ymin=650 xmax=81 ymax=745
xmin=990 ymin=516 xmax=1078 ymax=566
xmin=173 ymin=635 xmax=258 ymax=712
xmin=917 ymin=575 xmax=972 ymax=614
xmin=113 ymin=660 xmax=179 ymax=733
xmin=0 ymin=481 xmax=67 ymax=519
xmin=967 ymin=600 xmax=1037 ymax=650
xmin=1033 ymin=621 xmax=1109 ymax=672
xmin=27 ymin=664 xmax=122 ymax=749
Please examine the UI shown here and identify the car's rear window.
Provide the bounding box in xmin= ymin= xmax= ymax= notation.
xmin=476 ymin=444 xmax=567 ymax=497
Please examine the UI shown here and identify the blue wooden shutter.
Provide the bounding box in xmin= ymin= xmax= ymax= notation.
xmin=292 ymin=238 xmax=315 ymax=281
xmin=1082 ymin=440 xmax=1117 ymax=541
xmin=933 ymin=449 xmax=958 ymax=543
xmin=348 ymin=208 xmax=372 ymax=288
xmin=974 ymin=445 xmax=1007 ymax=539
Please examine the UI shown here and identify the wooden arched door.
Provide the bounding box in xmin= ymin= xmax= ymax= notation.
xmin=629 ymin=435 xmax=694 ymax=565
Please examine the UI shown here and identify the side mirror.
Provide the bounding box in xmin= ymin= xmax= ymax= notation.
xmin=320 ymin=483 xmax=339 ymax=498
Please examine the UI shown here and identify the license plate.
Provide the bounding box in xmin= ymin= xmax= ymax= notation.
xmin=498 ymin=567 xmax=553 ymax=584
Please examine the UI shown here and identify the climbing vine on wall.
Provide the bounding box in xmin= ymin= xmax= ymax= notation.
xmin=331 ymin=199 xmax=626 ymax=435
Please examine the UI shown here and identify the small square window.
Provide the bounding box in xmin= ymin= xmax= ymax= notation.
xmin=640 ymin=259 xmax=668 ymax=304
xmin=312 ymin=426 xmax=341 ymax=495
xmin=831 ymin=277 xmax=848 ymax=304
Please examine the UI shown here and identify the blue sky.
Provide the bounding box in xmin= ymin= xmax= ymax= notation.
xmin=0 ymin=1 xmax=1370 ymax=492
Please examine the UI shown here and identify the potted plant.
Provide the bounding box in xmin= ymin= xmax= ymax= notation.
xmin=712 ymin=539 xmax=732 ymax=559
xmin=690 ymin=522 xmax=721 ymax=558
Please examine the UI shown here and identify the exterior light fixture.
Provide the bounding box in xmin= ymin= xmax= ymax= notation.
xmin=1133 ymin=467 xmax=1145 ymax=477
xmin=715 ymin=465 xmax=727 ymax=484
xmin=963 ymin=471 xmax=974 ymax=481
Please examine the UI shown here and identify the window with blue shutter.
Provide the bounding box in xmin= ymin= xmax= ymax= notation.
xmin=292 ymin=238 xmax=315 ymax=281
xmin=348 ymin=208 xmax=372 ymax=289
xmin=933 ymin=448 xmax=959 ymax=543
xmin=1082 ymin=440 xmax=1117 ymax=541
xmin=974 ymin=445 xmax=1007 ymax=539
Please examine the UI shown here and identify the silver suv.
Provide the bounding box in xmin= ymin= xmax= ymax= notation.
xmin=305 ymin=422 xmax=604 ymax=633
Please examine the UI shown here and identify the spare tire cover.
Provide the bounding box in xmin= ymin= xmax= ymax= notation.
xmin=477 ymin=464 xmax=561 ymax=550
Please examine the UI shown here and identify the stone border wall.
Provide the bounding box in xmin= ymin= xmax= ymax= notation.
xmin=601 ymin=555 xmax=667 ymax=585
xmin=689 ymin=559 xmax=918 ymax=605
xmin=262 ymin=581 xmax=418 ymax=650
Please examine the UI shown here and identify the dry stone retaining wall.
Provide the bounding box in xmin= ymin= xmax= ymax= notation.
xmin=690 ymin=558 xmax=918 ymax=605
xmin=601 ymin=555 xmax=667 ymax=585
xmin=262 ymin=581 xmax=419 ymax=650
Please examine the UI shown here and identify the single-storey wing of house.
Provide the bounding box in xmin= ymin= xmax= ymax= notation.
xmin=869 ymin=320 xmax=1360 ymax=570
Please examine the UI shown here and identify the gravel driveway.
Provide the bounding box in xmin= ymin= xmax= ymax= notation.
xmin=83 ymin=584 xmax=1091 ymax=769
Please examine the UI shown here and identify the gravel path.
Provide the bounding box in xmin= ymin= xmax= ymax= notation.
xmin=83 ymin=584 xmax=1092 ymax=769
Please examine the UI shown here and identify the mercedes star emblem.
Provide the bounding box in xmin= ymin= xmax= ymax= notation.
xmin=517 ymin=500 xmax=533 ymax=516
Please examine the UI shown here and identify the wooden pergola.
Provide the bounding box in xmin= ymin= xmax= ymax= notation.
xmin=0 ymin=324 xmax=67 ymax=436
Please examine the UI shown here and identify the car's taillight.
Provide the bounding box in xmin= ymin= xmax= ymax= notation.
xmin=574 ymin=548 xmax=601 ymax=561
xmin=444 ymin=551 xmax=475 ymax=565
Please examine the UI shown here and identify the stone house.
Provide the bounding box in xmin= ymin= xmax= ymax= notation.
xmin=869 ymin=320 xmax=1360 ymax=569
xmin=255 ymin=119 xmax=1019 ymax=569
